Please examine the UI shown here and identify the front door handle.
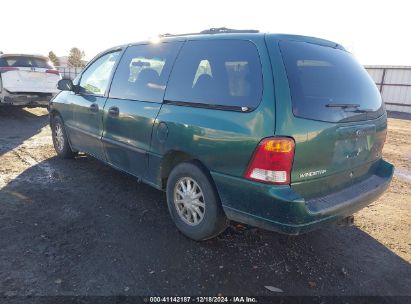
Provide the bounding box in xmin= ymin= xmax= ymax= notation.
xmin=108 ymin=106 xmax=119 ymax=117
xmin=89 ymin=103 xmax=99 ymax=113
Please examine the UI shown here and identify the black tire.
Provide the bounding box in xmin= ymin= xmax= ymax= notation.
xmin=51 ymin=114 xmax=77 ymax=159
xmin=166 ymin=162 xmax=228 ymax=241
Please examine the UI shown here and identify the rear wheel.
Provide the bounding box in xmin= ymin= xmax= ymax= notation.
xmin=166 ymin=162 xmax=228 ymax=241
xmin=51 ymin=114 xmax=77 ymax=158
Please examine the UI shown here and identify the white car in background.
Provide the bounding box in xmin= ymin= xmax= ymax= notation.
xmin=0 ymin=54 xmax=61 ymax=106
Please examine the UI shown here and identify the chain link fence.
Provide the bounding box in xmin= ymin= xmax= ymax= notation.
xmin=55 ymin=66 xmax=83 ymax=80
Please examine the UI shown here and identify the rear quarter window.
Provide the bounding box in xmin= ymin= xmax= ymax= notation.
xmin=164 ymin=40 xmax=263 ymax=111
xmin=279 ymin=41 xmax=383 ymax=122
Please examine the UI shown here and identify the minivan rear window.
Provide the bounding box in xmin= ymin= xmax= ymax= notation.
xmin=279 ymin=41 xmax=383 ymax=122
xmin=164 ymin=40 xmax=263 ymax=111
xmin=0 ymin=56 xmax=53 ymax=69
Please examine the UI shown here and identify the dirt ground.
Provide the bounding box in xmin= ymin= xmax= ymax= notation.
xmin=356 ymin=116 xmax=411 ymax=262
xmin=0 ymin=107 xmax=410 ymax=297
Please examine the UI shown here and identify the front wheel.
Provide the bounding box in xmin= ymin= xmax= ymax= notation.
xmin=166 ymin=162 xmax=228 ymax=241
xmin=51 ymin=115 xmax=77 ymax=159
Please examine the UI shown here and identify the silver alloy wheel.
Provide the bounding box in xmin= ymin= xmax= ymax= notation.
xmin=174 ymin=177 xmax=206 ymax=226
xmin=54 ymin=122 xmax=64 ymax=152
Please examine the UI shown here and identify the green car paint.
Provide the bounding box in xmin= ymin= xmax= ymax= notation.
xmin=49 ymin=32 xmax=394 ymax=235
xmin=65 ymin=93 xmax=108 ymax=160
xmin=102 ymin=98 xmax=162 ymax=179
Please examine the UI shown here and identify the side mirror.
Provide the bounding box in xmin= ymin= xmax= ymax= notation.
xmin=57 ymin=79 xmax=74 ymax=91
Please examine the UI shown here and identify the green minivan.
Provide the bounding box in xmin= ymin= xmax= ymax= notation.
xmin=49 ymin=28 xmax=394 ymax=240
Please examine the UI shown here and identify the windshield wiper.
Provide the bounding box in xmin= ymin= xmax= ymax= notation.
xmin=326 ymin=103 xmax=361 ymax=109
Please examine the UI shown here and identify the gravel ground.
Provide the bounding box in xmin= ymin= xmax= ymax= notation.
xmin=0 ymin=107 xmax=410 ymax=297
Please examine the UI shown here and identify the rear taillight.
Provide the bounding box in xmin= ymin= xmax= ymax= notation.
xmin=0 ymin=67 xmax=19 ymax=73
xmin=244 ymin=137 xmax=295 ymax=185
xmin=45 ymin=69 xmax=60 ymax=76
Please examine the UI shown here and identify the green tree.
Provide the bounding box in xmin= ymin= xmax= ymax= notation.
xmin=48 ymin=51 xmax=60 ymax=67
xmin=67 ymin=47 xmax=86 ymax=68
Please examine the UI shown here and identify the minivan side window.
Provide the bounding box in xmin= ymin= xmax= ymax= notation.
xmin=164 ymin=40 xmax=263 ymax=110
xmin=109 ymin=42 xmax=182 ymax=103
xmin=79 ymin=51 xmax=120 ymax=95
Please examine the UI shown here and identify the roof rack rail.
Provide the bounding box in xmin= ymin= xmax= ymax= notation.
xmin=159 ymin=27 xmax=259 ymax=38
xmin=200 ymin=27 xmax=259 ymax=34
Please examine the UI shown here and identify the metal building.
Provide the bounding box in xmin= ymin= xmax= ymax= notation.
xmin=365 ymin=66 xmax=411 ymax=114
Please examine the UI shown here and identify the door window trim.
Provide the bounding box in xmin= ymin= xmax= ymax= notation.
xmin=163 ymin=99 xmax=253 ymax=112
xmin=76 ymin=48 xmax=124 ymax=98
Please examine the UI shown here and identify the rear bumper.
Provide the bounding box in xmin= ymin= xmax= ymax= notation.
xmin=0 ymin=92 xmax=53 ymax=106
xmin=211 ymin=159 xmax=394 ymax=235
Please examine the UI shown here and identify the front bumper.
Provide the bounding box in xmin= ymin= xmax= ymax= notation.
xmin=211 ymin=159 xmax=394 ymax=235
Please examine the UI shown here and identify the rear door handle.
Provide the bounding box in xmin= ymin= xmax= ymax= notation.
xmin=108 ymin=106 xmax=119 ymax=117
xmin=89 ymin=103 xmax=99 ymax=113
